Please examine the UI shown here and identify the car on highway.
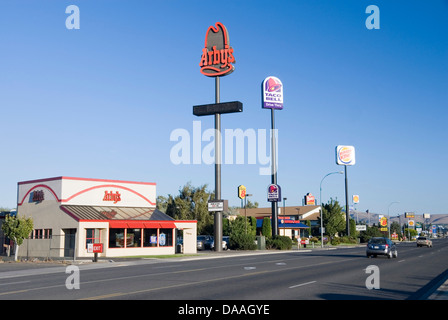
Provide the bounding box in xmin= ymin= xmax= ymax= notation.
xmin=211 ymin=237 xmax=229 ymax=250
xmin=197 ymin=235 xmax=213 ymax=250
xmin=366 ymin=237 xmax=398 ymax=258
xmin=416 ymin=236 xmax=433 ymax=247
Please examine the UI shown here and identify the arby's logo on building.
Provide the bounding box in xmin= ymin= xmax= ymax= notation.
xmin=103 ymin=191 xmax=121 ymax=204
xmin=199 ymin=22 xmax=235 ymax=77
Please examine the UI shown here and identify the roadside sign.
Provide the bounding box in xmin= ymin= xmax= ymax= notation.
xmin=267 ymin=184 xmax=281 ymax=202
xmin=208 ymin=200 xmax=224 ymax=212
xmin=356 ymin=225 xmax=366 ymax=231
xmin=336 ymin=145 xmax=356 ymax=166
xmin=87 ymin=243 xmax=103 ymax=253
xmin=238 ymin=185 xmax=246 ymax=199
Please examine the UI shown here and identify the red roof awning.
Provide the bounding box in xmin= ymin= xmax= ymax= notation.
xmin=109 ymin=221 xmax=128 ymax=229
xmin=159 ymin=221 xmax=176 ymax=228
xmin=126 ymin=221 xmax=144 ymax=229
xmin=144 ymin=222 xmax=160 ymax=229
xmin=109 ymin=221 xmax=176 ymax=229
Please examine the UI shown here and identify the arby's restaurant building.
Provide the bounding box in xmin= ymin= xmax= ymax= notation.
xmin=16 ymin=176 xmax=197 ymax=259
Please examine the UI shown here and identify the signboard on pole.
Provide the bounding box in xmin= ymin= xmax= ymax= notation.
xmin=208 ymin=200 xmax=224 ymax=212
xmin=199 ymin=22 xmax=235 ymax=77
xmin=87 ymin=243 xmax=103 ymax=253
xmin=379 ymin=216 xmax=388 ymax=227
xmin=304 ymin=193 xmax=315 ymax=205
xmin=336 ymin=145 xmax=356 ymax=166
xmin=262 ymin=76 xmax=283 ymax=109
xmin=267 ymin=184 xmax=281 ymax=202
xmin=238 ymin=185 xmax=246 ymax=199
xmin=405 ymin=212 xmax=415 ymax=218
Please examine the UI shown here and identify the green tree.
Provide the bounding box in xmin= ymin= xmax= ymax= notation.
xmin=245 ymin=200 xmax=259 ymax=209
xmin=390 ymin=221 xmax=401 ymax=236
xmin=320 ymin=198 xmax=346 ymax=238
xmin=1 ymin=214 xmax=34 ymax=261
xmin=261 ymin=217 xmax=272 ymax=238
xmin=359 ymin=225 xmax=383 ymax=243
xmin=164 ymin=182 xmax=214 ymax=235
xmin=349 ymin=218 xmax=358 ymax=238
xmin=229 ymin=216 xmax=256 ymax=250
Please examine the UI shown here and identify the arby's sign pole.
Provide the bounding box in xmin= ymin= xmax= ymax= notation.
xmin=194 ymin=22 xmax=242 ymax=251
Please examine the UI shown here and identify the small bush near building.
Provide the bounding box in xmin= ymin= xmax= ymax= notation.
xmin=267 ymin=235 xmax=292 ymax=250
xmin=229 ymin=233 xmax=257 ymax=250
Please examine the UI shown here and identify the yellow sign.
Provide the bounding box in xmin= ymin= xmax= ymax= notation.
xmin=379 ymin=216 xmax=388 ymax=227
xmin=238 ymin=185 xmax=246 ymax=199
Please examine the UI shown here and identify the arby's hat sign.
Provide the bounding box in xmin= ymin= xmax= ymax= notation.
xmin=199 ymin=22 xmax=235 ymax=77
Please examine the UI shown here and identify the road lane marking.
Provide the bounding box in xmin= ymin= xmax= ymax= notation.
xmin=82 ymin=259 xmax=346 ymax=300
xmin=0 ymin=280 xmax=30 ymax=286
xmin=289 ymin=281 xmax=316 ymax=289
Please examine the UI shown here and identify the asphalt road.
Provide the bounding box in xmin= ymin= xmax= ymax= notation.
xmin=0 ymin=238 xmax=447 ymax=302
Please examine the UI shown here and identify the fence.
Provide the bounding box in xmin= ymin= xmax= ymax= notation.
xmin=1 ymin=234 xmax=76 ymax=260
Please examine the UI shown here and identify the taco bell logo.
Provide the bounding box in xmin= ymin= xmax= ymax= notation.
xmin=262 ymin=76 xmax=283 ymax=109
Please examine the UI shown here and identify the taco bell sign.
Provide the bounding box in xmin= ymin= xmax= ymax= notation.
xmin=267 ymin=184 xmax=281 ymax=202
xmin=262 ymin=76 xmax=283 ymax=109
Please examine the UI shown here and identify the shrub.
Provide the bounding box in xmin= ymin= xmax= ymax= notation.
xmin=267 ymin=235 xmax=292 ymax=250
xmin=230 ymin=233 xmax=257 ymax=250
xmin=309 ymin=237 xmax=319 ymax=244
xmin=330 ymin=237 xmax=341 ymax=245
xmin=340 ymin=236 xmax=357 ymax=244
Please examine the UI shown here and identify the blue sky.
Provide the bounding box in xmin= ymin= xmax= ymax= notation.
xmin=0 ymin=1 xmax=447 ymax=216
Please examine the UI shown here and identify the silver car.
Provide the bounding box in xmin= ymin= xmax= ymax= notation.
xmin=366 ymin=237 xmax=398 ymax=258
xmin=416 ymin=236 xmax=432 ymax=247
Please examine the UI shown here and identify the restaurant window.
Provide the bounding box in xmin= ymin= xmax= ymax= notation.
xmin=143 ymin=228 xmax=158 ymax=247
xmin=109 ymin=228 xmax=125 ymax=248
xmin=32 ymin=229 xmax=43 ymax=239
xmin=44 ymin=229 xmax=52 ymax=239
xmin=126 ymin=228 xmax=142 ymax=247
xmin=159 ymin=229 xmax=173 ymax=247
xmin=86 ymin=228 xmax=101 ymax=249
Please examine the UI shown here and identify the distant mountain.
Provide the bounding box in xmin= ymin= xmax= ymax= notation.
xmin=350 ymin=211 xmax=448 ymax=226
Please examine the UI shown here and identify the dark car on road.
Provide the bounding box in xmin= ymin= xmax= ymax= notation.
xmin=197 ymin=235 xmax=213 ymax=250
xmin=366 ymin=237 xmax=398 ymax=258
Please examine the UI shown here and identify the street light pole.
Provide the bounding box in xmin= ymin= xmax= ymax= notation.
xmin=283 ymin=197 xmax=287 ymax=237
xmin=245 ymin=194 xmax=253 ymax=234
xmin=319 ymin=171 xmax=343 ymax=248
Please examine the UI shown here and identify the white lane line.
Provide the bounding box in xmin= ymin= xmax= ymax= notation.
xmin=398 ymin=259 xmax=406 ymax=263
xmin=0 ymin=280 xmax=30 ymax=286
xmin=289 ymin=281 xmax=316 ymax=289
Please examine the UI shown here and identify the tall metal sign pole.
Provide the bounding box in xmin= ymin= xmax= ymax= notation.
xmin=263 ymin=76 xmax=284 ymax=237
xmin=214 ymin=76 xmax=222 ymax=250
xmin=194 ymin=22 xmax=242 ymax=251
xmin=335 ymin=145 xmax=356 ymax=236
